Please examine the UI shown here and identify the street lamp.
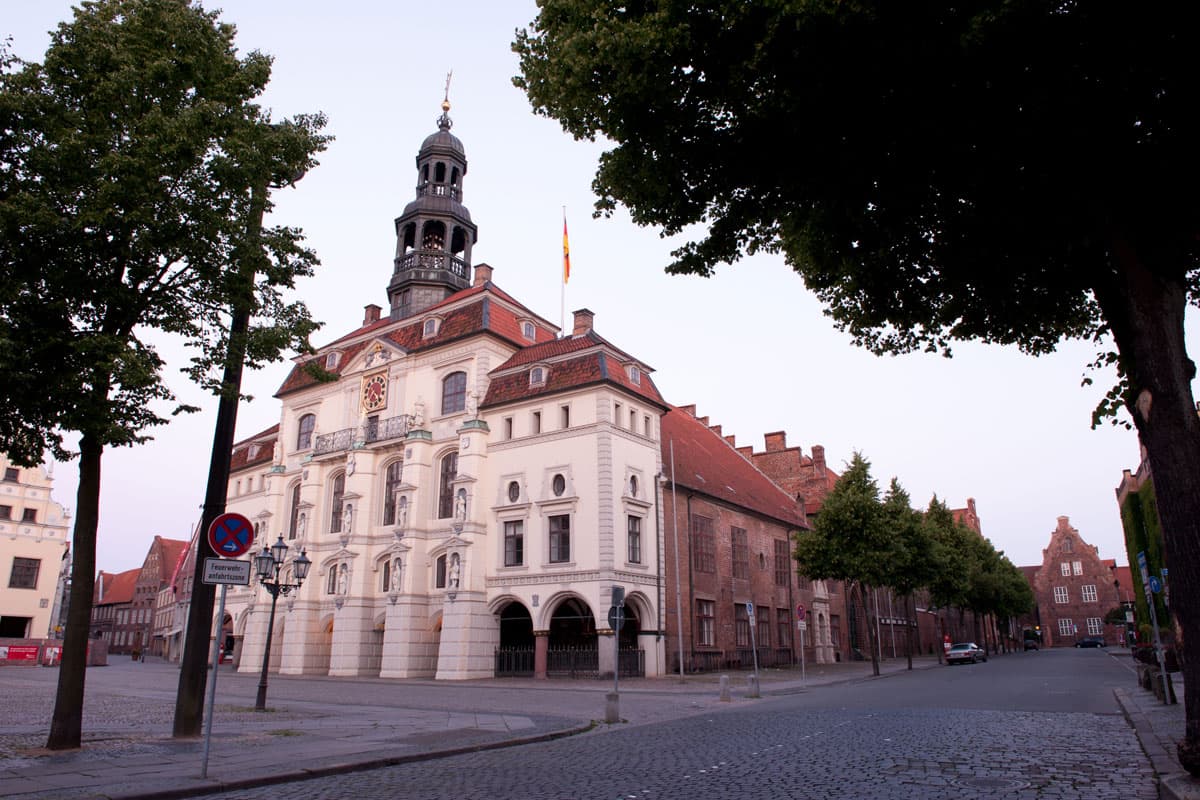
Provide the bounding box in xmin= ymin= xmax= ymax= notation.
xmin=253 ymin=535 xmax=311 ymax=711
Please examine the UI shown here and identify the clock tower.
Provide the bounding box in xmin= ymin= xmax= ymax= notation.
xmin=386 ymin=96 xmax=478 ymax=320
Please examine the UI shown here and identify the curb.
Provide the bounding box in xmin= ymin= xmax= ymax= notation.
xmin=105 ymin=721 xmax=595 ymax=800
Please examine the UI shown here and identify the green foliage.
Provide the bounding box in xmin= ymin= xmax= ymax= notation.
xmin=0 ymin=0 xmax=331 ymax=465
xmin=1120 ymin=482 xmax=1170 ymax=627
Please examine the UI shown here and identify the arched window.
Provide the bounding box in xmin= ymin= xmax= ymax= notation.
xmin=287 ymin=482 xmax=301 ymax=540
xmin=438 ymin=452 xmax=458 ymax=519
xmin=441 ymin=371 xmax=467 ymax=415
xmin=450 ymin=166 xmax=460 ymax=187
xmin=402 ymin=223 xmax=416 ymax=253
xmin=435 ymin=162 xmax=446 ymax=183
xmin=297 ymin=414 xmax=315 ymax=450
xmin=327 ymin=564 xmax=339 ymax=595
xmin=329 ymin=473 xmax=345 ymax=533
xmin=422 ymin=221 xmax=445 ymax=250
xmin=383 ymin=461 xmax=404 ymax=524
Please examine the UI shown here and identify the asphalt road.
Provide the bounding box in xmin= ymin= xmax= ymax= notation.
xmin=193 ymin=648 xmax=1156 ymax=800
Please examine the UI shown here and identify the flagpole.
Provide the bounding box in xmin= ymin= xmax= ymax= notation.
xmin=561 ymin=206 xmax=568 ymax=335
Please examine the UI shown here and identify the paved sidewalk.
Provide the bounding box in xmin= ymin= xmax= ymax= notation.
xmin=0 ymin=654 xmax=930 ymax=800
xmin=1113 ymin=665 xmax=1200 ymax=800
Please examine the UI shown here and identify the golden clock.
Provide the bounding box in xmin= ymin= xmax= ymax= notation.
xmin=362 ymin=373 xmax=387 ymax=411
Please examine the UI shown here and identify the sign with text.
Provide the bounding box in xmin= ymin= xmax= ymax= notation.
xmin=0 ymin=645 xmax=39 ymax=661
xmin=202 ymin=557 xmax=251 ymax=586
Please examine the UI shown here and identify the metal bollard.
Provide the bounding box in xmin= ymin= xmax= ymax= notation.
xmin=605 ymin=691 xmax=621 ymax=723
xmin=746 ymin=673 xmax=760 ymax=698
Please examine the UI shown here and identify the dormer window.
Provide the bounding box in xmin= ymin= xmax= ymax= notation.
xmin=423 ymin=318 xmax=440 ymax=338
xmin=530 ymin=366 xmax=547 ymax=387
xmin=522 ymin=321 xmax=536 ymax=340
xmin=627 ymin=365 xmax=641 ymax=385
xmin=325 ymin=351 xmax=341 ymax=369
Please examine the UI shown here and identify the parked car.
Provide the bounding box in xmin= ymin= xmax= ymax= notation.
xmin=1075 ymin=636 xmax=1105 ymax=648
xmin=945 ymin=642 xmax=987 ymax=664
xmin=1023 ymin=638 xmax=1039 ymax=651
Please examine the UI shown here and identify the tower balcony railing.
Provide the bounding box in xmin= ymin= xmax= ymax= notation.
xmin=394 ymin=250 xmax=469 ymax=281
xmin=365 ymin=414 xmax=413 ymax=444
xmin=416 ymin=182 xmax=461 ymax=201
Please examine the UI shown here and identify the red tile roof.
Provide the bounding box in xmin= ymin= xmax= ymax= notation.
xmin=230 ymin=424 xmax=280 ymax=473
xmin=94 ymin=568 xmax=139 ymax=605
xmin=661 ymin=407 xmax=809 ymax=528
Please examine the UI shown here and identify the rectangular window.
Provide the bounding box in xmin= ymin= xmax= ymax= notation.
xmin=774 ymin=539 xmax=790 ymax=586
xmin=629 ymin=409 xmax=637 ymax=430
xmin=1060 ymin=562 xmax=1071 ymax=576
xmin=532 ymin=411 xmax=542 ymax=435
xmin=21 ymin=508 xmax=36 ymax=523
xmin=696 ymin=600 xmax=715 ymax=647
xmin=627 ymin=516 xmax=642 ymax=564
xmin=1081 ymin=584 xmax=1098 ymax=603
xmin=1072 ymin=561 xmax=1083 ymax=576
xmin=644 ymin=414 xmax=652 ymax=436
xmin=9 ymin=557 xmax=39 ymax=589
xmin=614 ymin=402 xmax=622 ymax=425
xmin=1086 ymin=617 xmax=1104 ymax=636
xmin=549 ymin=515 xmax=570 ymax=563
xmin=1058 ymin=618 xmax=1075 ymax=637
xmin=757 ymin=606 xmax=771 ymax=646
xmin=776 ymin=608 xmax=792 ymax=649
xmin=504 ymin=417 xmax=513 ymax=440
xmin=692 ymin=515 xmax=716 ymax=573
xmin=735 ymin=604 xmax=751 ymax=647
xmin=830 ymin=616 xmax=843 ymax=647
xmin=1053 ymin=586 xmax=1069 ymax=604
xmin=3 ymin=467 xmax=18 ymax=482
xmin=731 ymin=527 xmax=749 ymax=579
xmin=504 ymin=520 xmax=524 ymax=567
xmin=0 ymin=505 xmax=10 ymax=520
xmin=560 ymin=405 xmax=570 ymax=429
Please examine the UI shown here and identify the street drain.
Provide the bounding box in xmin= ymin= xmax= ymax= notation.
xmin=954 ymin=777 xmax=1030 ymax=791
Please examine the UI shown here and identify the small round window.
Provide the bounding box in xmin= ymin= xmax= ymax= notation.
xmin=507 ymin=481 xmax=520 ymax=503
xmin=552 ymin=474 xmax=566 ymax=497
xmin=629 ymin=475 xmax=638 ymax=497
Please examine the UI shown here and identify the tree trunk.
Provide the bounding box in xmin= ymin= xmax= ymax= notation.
xmin=1095 ymin=238 xmax=1200 ymax=775
xmin=905 ymin=594 xmax=915 ymax=670
xmin=46 ymin=434 xmax=102 ymax=750
xmin=858 ymin=583 xmax=880 ymax=676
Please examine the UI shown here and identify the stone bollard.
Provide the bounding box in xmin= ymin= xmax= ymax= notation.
xmin=746 ymin=674 xmax=761 ymax=699
xmin=605 ymin=691 xmax=620 ymax=723
xmin=719 ymin=674 xmax=731 ymax=702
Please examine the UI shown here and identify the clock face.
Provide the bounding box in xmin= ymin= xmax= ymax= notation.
xmin=362 ymin=374 xmax=387 ymax=411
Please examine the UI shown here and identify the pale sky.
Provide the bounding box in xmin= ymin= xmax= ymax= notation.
xmin=8 ymin=1 xmax=1187 ymax=576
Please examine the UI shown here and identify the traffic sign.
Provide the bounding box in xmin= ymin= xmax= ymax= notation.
xmin=797 ymin=620 xmax=808 ymax=631
xmin=208 ymin=512 xmax=254 ymax=558
xmin=607 ymin=605 xmax=624 ymax=631
xmin=746 ymin=602 xmax=755 ymax=624
xmin=795 ymin=603 xmax=806 ymax=622
xmin=202 ymin=557 xmax=251 ymax=585
xmin=1149 ymin=576 xmax=1162 ymax=593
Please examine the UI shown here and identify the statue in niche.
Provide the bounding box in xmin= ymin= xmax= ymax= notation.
xmin=343 ymin=503 xmax=353 ymax=534
xmin=413 ymin=396 xmax=426 ymax=428
xmin=454 ymin=489 xmax=467 ymax=523
xmin=338 ymin=564 xmax=349 ymax=595
xmin=395 ymin=495 xmax=408 ymax=529
xmin=448 ymin=553 xmax=461 ymax=590
xmin=391 ymin=560 xmax=402 ymax=593
xmin=347 ymin=451 xmax=356 ymax=476
xmin=296 ymin=512 xmax=307 ymax=541
xmin=465 ymin=390 xmax=478 ymax=419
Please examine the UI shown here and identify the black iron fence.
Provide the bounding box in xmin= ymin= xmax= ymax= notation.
xmin=494 ymin=646 xmax=645 ymax=678
xmin=495 ymin=647 xmax=534 ymax=676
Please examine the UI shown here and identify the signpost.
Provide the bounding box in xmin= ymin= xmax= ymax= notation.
xmin=747 ymin=602 xmax=760 ymax=693
xmin=607 ymin=586 xmax=625 ymax=723
xmin=199 ymin=514 xmax=254 ymax=778
xmin=795 ymin=603 xmax=807 ymax=684
xmin=1137 ymin=550 xmax=1172 ymax=704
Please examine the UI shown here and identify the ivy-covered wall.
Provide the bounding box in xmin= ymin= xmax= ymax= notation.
xmin=1120 ymin=480 xmax=1171 ymax=635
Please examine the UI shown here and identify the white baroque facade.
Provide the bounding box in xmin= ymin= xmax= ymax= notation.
xmin=225 ymin=108 xmax=667 ymax=680
xmin=0 ymin=456 xmax=71 ymax=639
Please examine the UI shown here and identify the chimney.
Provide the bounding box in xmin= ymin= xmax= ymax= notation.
xmin=473 ymin=263 xmax=493 ymax=287
xmin=709 ymin=424 xmax=722 ymax=438
xmin=724 ymin=434 xmax=737 ymax=448
xmin=764 ymin=431 xmax=787 ymax=452
xmin=572 ymin=308 xmax=595 ymax=336
xmin=812 ymin=445 xmax=826 ymax=477
xmin=678 ymin=404 xmax=697 ymax=417
xmin=736 ymin=445 xmax=753 ymax=459
xmin=363 ymin=304 xmax=381 ymax=326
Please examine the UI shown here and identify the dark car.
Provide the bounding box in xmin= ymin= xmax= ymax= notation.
xmin=945 ymin=642 xmax=987 ymax=664
xmin=1075 ymin=636 xmax=1105 ymax=648
xmin=1023 ymin=638 xmax=1039 ymax=651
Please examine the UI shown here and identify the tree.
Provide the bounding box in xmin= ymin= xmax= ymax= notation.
xmin=794 ymin=453 xmax=893 ymax=675
xmin=0 ymin=0 xmax=328 ymax=749
xmin=880 ymin=478 xmax=937 ymax=669
xmin=515 ymin=2 xmax=1200 ymax=771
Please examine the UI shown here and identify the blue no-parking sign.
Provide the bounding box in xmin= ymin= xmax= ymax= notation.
xmin=207 ymin=512 xmax=254 ymax=558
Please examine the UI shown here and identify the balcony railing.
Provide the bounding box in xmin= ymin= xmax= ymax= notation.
xmin=365 ymin=414 xmax=412 ymax=444
xmin=416 ymin=182 xmax=461 ymax=201
xmin=313 ymin=428 xmax=354 ymax=455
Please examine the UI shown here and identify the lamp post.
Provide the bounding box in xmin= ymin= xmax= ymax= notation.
xmin=253 ymin=535 xmax=311 ymax=711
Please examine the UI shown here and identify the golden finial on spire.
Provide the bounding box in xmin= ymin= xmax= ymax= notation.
xmin=442 ymin=69 xmax=453 ymax=113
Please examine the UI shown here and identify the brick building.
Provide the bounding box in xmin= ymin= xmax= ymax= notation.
xmin=1028 ymin=516 xmax=1123 ymax=647
xmin=130 ymin=536 xmax=188 ymax=657
xmin=661 ymin=406 xmax=836 ymax=672
xmin=90 ymin=568 xmax=138 ymax=653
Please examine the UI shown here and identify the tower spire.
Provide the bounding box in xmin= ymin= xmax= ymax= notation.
xmin=439 ymin=70 xmax=453 ymax=130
